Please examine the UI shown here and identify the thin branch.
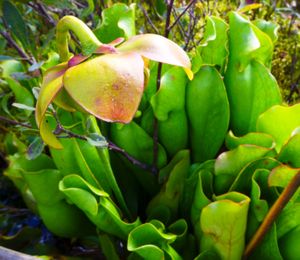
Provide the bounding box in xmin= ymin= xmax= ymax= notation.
xmin=0 ymin=31 xmax=34 ymax=65
xmin=139 ymin=3 xmax=160 ymax=34
xmin=0 ymin=115 xmax=32 ymax=129
xmin=52 ymin=111 xmax=152 ymax=172
xmin=243 ymin=171 xmax=300 ymax=258
xmin=152 ymin=0 xmax=175 ymax=175
xmin=168 ymin=0 xmax=197 ymax=32
xmin=36 ymin=2 xmax=57 ymax=26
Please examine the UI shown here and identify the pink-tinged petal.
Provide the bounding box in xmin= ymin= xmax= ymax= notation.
xmin=108 ymin=37 xmax=125 ymax=46
xmin=117 ymin=34 xmax=193 ymax=79
xmin=40 ymin=116 xmax=63 ymax=149
xmin=35 ymin=75 xmax=64 ymax=127
xmin=43 ymin=62 xmax=68 ymax=86
xmin=63 ymin=52 xmax=144 ymax=123
xmin=68 ymin=54 xmax=90 ymax=68
xmin=94 ymin=44 xmax=117 ymax=54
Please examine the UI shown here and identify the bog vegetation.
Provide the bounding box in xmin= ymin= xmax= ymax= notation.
xmin=0 ymin=1 xmax=300 ymax=259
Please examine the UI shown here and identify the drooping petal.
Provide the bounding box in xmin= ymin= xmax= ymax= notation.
xmin=36 ymin=75 xmax=64 ymax=127
xmin=117 ymin=34 xmax=193 ymax=79
xmin=43 ymin=62 xmax=68 ymax=86
xmin=35 ymin=75 xmax=64 ymax=149
xmin=63 ymin=52 xmax=144 ymax=123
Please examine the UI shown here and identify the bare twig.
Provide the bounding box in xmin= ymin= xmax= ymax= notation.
xmin=152 ymin=0 xmax=175 ymax=175
xmin=36 ymin=2 xmax=57 ymax=26
xmin=168 ymin=0 xmax=197 ymax=32
xmin=139 ymin=3 xmax=160 ymax=34
xmin=52 ymin=111 xmax=152 ymax=172
xmin=243 ymin=171 xmax=300 ymax=258
xmin=0 ymin=115 xmax=32 ymax=129
xmin=0 ymin=31 xmax=34 ymax=65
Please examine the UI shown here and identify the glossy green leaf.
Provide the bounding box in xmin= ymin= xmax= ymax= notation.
xmin=63 ymin=52 xmax=144 ymax=123
xmin=60 ymin=174 xmax=140 ymax=240
xmin=250 ymin=224 xmax=283 ymax=260
xmin=225 ymin=59 xmax=281 ymax=135
xmin=257 ymin=104 xmax=300 ymax=152
xmin=227 ymin=11 xmax=274 ymax=67
xmin=127 ymin=221 xmax=181 ymax=260
xmin=277 ymin=203 xmax=300 ymax=239
xmin=59 ymin=175 xmax=108 ymax=216
xmin=110 ymin=121 xmax=167 ymax=168
xmin=224 ymin=12 xmax=281 ymax=135
xmin=146 ymin=150 xmax=190 ymax=223
xmin=117 ymin=34 xmax=193 ymax=79
xmin=182 ymin=160 xmax=215 ymax=225
xmin=225 ymin=130 xmax=275 ymax=150
xmin=2 ymin=0 xmax=30 ymax=48
xmin=229 ymin=157 xmax=281 ymax=193
xmin=5 ymin=153 xmax=93 ymax=238
xmin=50 ymin=138 xmax=83 ymax=177
xmin=37 ymin=200 xmax=95 ymax=238
xmin=5 ymin=77 xmax=34 ymax=116
xmin=200 ymin=192 xmax=250 ymax=260
xmin=249 ymin=169 xmax=270 ymax=226
xmin=195 ymin=250 xmax=221 ymax=260
xmin=253 ymin=19 xmax=279 ymax=43
xmin=150 ymin=67 xmax=188 ymax=157
xmin=0 ymin=60 xmax=24 ymax=77
xmin=214 ymin=143 xmax=272 ymax=194
xmin=279 ymin=226 xmax=300 ymax=260
xmin=190 ymin=169 xmax=214 ymax=242
xmin=94 ymin=3 xmax=135 ymax=43
xmin=268 ymin=165 xmax=299 ymax=189
xmin=278 ymin=132 xmax=300 ymax=167
xmin=197 ymin=16 xmax=229 ymax=73
xmin=187 ymin=65 xmax=229 ymax=163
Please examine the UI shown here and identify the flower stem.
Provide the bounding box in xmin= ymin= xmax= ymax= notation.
xmin=56 ymin=15 xmax=102 ymax=61
xmin=152 ymin=0 xmax=175 ymax=175
xmin=243 ymin=170 xmax=300 ymax=258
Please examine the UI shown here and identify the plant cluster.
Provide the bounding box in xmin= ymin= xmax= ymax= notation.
xmin=0 ymin=1 xmax=300 ymax=260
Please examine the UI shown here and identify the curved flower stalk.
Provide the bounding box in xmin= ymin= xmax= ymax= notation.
xmin=35 ymin=15 xmax=192 ymax=149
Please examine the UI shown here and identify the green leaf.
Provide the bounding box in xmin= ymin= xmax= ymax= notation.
xmin=0 ymin=55 xmax=15 ymax=61
xmin=2 ymin=0 xmax=30 ymax=48
xmin=59 ymin=175 xmax=108 ymax=216
xmin=86 ymin=133 xmax=108 ymax=148
xmin=279 ymin=226 xmax=300 ymax=260
xmin=26 ymin=137 xmax=44 ymax=160
xmin=277 ymin=132 xmax=300 ymax=167
xmin=225 ymin=131 xmax=275 ymax=150
xmin=268 ymin=165 xmax=299 ymax=189
xmin=224 ymin=12 xmax=281 ymax=135
xmin=214 ymin=144 xmax=272 ymax=194
xmin=200 ymin=192 xmax=250 ymax=260
xmin=229 ymin=157 xmax=281 ymax=193
xmin=94 ymin=3 xmax=135 ymax=43
xmin=150 ymin=67 xmax=188 ymax=157
xmin=110 ymin=121 xmax=167 ymax=168
xmin=277 ymin=203 xmax=300 ymax=239
xmin=127 ymin=221 xmax=181 ymax=260
xmin=253 ymin=19 xmax=279 ymax=43
xmin=63 ymin=52 xmax=144 ymax=123
xmin=196 ymin=16 xmax=229 ymax=73
xmin=146 ymin=150 xmax=190 ymax=223
xmin=250 ymin=224 xmax=283 ymax=260
xmin=257 ymin=104 xmax=300 ymax=152
xmin=5 ymin=77 xmax=34 ymax=117
xmin=187 ymin=66 xmax=229 ymax=163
